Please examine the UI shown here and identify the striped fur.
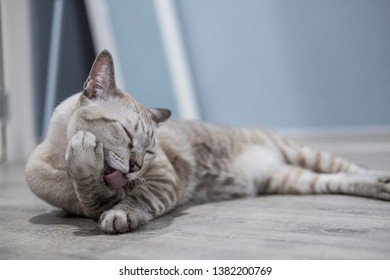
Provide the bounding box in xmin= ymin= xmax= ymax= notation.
xmin=25 ymin=51 xmax=390 ymax=234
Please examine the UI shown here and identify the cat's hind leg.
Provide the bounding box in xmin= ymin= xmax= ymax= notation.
xmin=259 ymin=165 xmax=390 ymax=201
xmin=263 ymin=130 xmax=367 ymax=174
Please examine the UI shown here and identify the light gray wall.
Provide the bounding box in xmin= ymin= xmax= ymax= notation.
xmin=176 ymin=0 xmax=390 ymax=128
xmin=31 ymin=0 xmax=390 ymax=137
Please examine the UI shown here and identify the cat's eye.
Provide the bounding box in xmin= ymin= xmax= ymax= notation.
xmin=145 ymin=150 xmax=155 ymax=159
xmin=121 ymin=125 xmax=132 ymax=141
xmin=120 ymin=125 xmax=133 ymax=148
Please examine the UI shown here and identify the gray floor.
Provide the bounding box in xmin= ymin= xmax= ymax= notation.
xmin=1 ymin=135 xmax=390 ymax=259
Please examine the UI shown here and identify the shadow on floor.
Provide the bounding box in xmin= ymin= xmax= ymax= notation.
xmin=28 ymin=206 xmax=190 ymax=236
xmin=29 ymin=210 xmax=103 ymax=236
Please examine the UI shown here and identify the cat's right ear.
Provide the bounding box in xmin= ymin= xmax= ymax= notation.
xmin=81 ymin=50 xmax=117 ymax=103
xmin=148 ymin=108 xmax=171 ymax=123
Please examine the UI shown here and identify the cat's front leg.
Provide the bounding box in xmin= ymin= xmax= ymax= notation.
xmin=65 ymin=131 xmax=125 ymax=218
xmin=98 ymin=168 xmax=180 ymax=233
xmin=98 ymin=204 xmax=153 ymax=234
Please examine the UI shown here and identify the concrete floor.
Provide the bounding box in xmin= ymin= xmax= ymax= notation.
xmin=1 ymin=134 xmax=390 ymax=259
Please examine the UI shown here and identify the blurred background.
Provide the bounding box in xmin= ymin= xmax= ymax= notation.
xmin=1 ymin=0 xmax=389 ymax=162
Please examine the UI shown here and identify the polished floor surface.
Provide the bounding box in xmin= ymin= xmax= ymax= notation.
xmin=1 ymin=134 xmax=390 ymax=259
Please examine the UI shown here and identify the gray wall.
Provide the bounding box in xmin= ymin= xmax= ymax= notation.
xmin=31 ymin=0 xmax=390 ymax=136
xmin=176 ymin=0 xmax=390 ymax=128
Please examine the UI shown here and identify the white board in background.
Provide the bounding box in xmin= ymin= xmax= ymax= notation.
xmin=154 ymin=0 xmax=200 ymax=120
xmin=84 ymin=0 xmax=126 ymax=90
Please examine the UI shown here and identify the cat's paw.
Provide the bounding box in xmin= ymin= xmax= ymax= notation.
xmin=65 ymin=131 xmax=104 ymax=181
xmin=98 ymin=209 xmax=148 ymax=234
xmin=378 ymin=176 xmax=390 ymax=184
xmin=376 ymin=177 xmax=390 ymax=201
xmin=350 ymin=174 xmax=390 ymax=201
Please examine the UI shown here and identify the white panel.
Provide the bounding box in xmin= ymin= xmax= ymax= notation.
xmin=84 ymin=0 xmax=126 ymax=90
xmin=154 ymin=0 xmax=200 ymax=119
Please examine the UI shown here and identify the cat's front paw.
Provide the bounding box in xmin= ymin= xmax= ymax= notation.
xmin=98 ymin=209 xmax=149 ymax=234
xmin=65 ymin=131 xmax=104 ymax=182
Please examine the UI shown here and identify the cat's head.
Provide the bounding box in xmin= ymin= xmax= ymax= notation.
xmin=68 ymin=50 xmax=171 ymax=187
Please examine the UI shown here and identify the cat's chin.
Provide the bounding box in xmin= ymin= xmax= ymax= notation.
xmin=104 ymin=170 xmax=128 ymax=189
xmin=125 ymin=173 xmax=140 ymax=182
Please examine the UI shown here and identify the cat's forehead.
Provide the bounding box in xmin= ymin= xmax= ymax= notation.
xmin=77 ymin=94 xmax=155 ymax=139
xmin=95 ymin=96 xmax=136 ymax=114
xmin=84 ymin=96 xmax=148 ymax=119
xmin=122 ymin=114 xmax=155 ymax=139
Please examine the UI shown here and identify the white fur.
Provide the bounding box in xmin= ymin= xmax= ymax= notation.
xmin=233 ymin=145 xmax=284 ymax=185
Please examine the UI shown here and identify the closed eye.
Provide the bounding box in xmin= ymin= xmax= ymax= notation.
xmin=121 ymin=125 xmax=133 ymax=147
xmin=145 ymin=150 xmax=155 ymax=160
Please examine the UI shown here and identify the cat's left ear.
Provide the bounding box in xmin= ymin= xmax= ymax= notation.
xmin=82 ymin=50 xmax=118 ymax=101
xmin=148 ymin=108 xmax=171 ymax=123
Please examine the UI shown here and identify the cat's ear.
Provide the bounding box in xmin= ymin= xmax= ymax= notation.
xmin=148 ymin=108 xmax=171 ymax=123
xmin=82 ymin=50 xmax=117 ymax=101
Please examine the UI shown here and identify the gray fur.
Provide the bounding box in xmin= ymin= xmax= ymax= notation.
xmin=25 ymin=50 xmax=390 ymax=233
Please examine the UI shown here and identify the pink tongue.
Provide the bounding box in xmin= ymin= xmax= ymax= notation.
xmin=104 ymin=170 xmax=128 ymax=189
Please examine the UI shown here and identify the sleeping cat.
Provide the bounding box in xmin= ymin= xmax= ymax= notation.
xmin=25 ymin=50 xmax=390 ymax=234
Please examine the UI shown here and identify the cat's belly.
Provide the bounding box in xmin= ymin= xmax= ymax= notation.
xmin=189 ymin=145 xmax=284 ymax=203
xmin=233 ymin=145 xmax=284 ymax=182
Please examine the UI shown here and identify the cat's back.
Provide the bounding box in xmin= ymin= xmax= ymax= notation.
xmin=159 ymin=119 xmax=264 ymax=148
xmin=27 ymin=93 xmax=81 ymax=167
xmin=157 ymin=119 xmax=265 ymax=172
xmin=157 ymin=120 xmax=275 ymax=203
xmin=50 ymin=93 xmax=80 ymax=125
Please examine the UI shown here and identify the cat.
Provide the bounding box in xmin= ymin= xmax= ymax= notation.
xmin=25 ymin=50 xmax=390 ymax=234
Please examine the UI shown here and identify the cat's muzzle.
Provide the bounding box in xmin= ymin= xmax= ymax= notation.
xmin=129 ymin=160 xmax=141 ymax=173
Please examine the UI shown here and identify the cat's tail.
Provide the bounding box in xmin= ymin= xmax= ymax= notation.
xmin=261 ymin=130 xmax=366 ymax=174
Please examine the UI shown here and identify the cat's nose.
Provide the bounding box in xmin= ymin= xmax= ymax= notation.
xmin=129 ymin=160 xmax=141 ymax=173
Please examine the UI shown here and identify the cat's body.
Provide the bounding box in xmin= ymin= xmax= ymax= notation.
xmin=25 ymin=51 xmax=390 ymax=233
